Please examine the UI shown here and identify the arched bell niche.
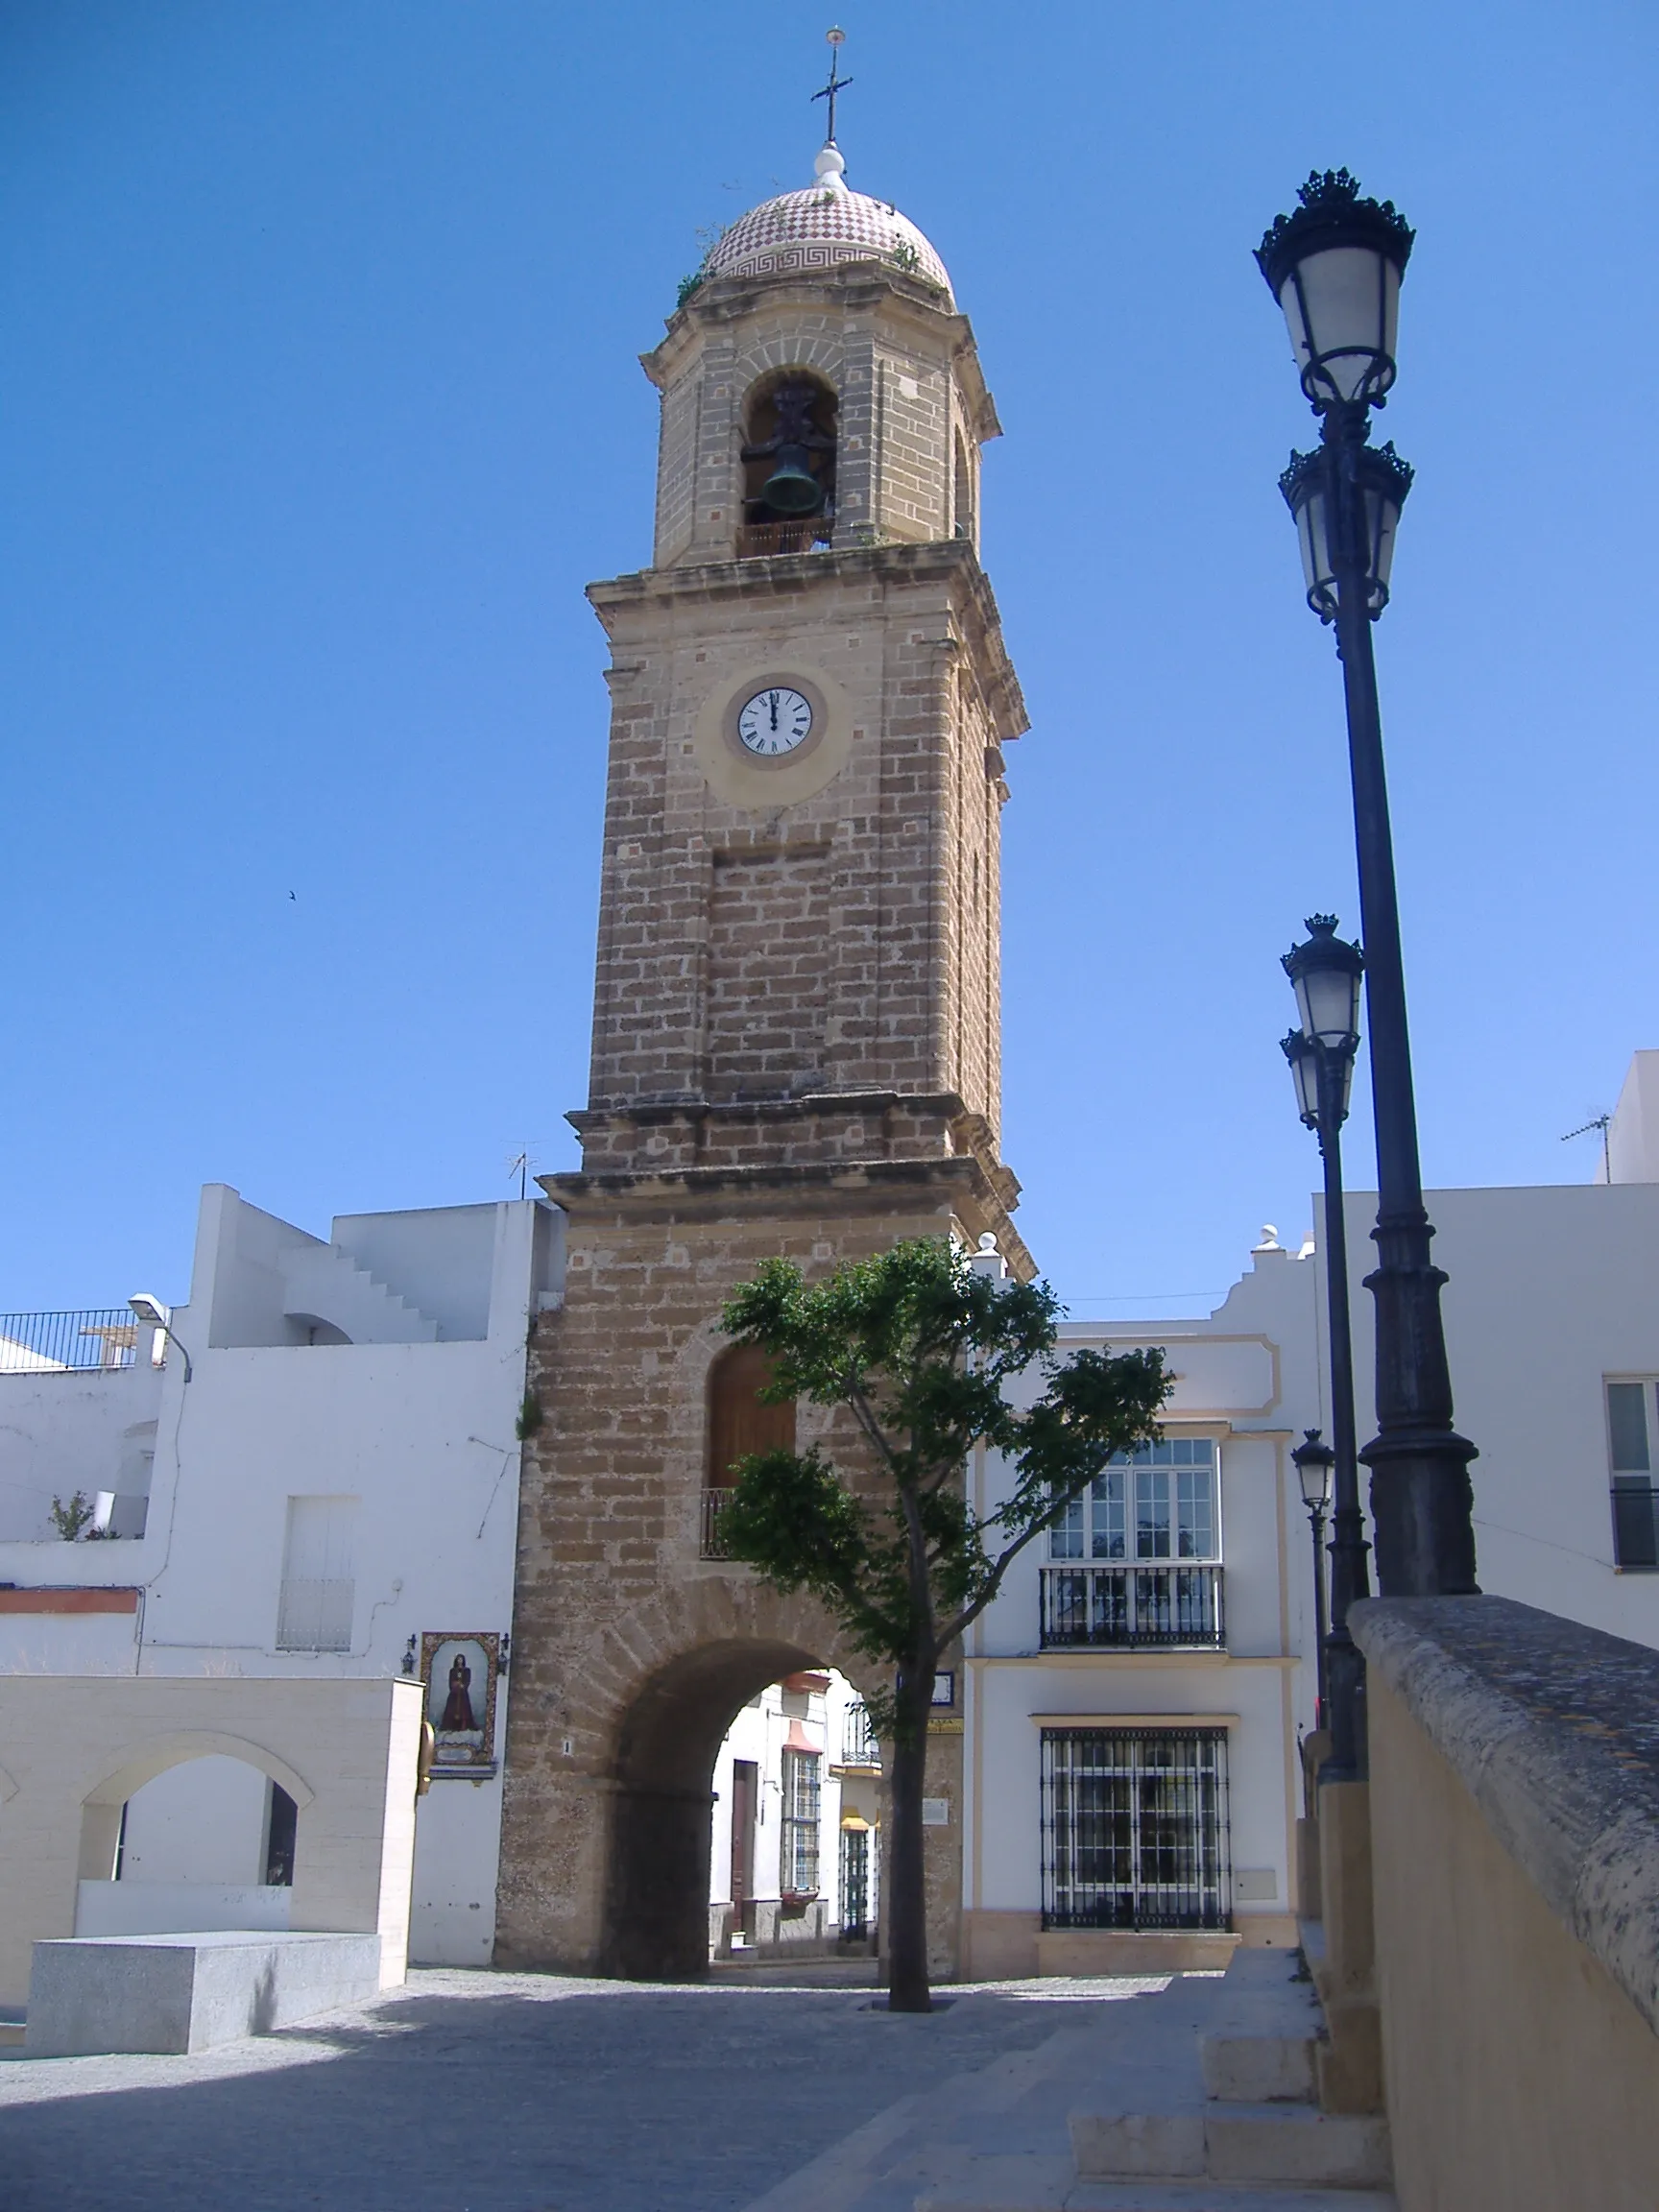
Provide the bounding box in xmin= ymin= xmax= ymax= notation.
xmin=739 ymin=370 xmax=838 ymax=539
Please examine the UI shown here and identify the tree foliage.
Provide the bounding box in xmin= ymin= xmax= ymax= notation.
xmin=717 ymin=1238 xmax=1171 ymax=1729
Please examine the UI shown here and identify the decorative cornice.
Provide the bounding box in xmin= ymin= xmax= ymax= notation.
xmin=587 ymin=540 xmax=1028 ymax=747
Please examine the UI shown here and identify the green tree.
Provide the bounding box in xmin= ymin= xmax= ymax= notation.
xmin=718 ymin=1237 xmax=1169 ymax=2012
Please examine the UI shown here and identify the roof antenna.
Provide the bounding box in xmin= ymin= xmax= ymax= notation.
xmin=812 ymin=27 xmax=852 ymax=148
xmin=1561 ymin=1113 xmax=1612 ymax=1183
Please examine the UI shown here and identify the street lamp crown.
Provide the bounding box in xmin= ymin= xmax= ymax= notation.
xmin=1257 ymin=169 xmax=1415 ymax=412
xmin=1292 ymin=1426 xmax=1336 ymax=1511
xmin=1282 ymin=916 xmax=1363 ymax=1130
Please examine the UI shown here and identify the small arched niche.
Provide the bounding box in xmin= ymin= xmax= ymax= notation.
xmin=703 ymin=1341 xmax=795 ymax=1557
xmin=738 ymin=371 xmax=838 ymax=555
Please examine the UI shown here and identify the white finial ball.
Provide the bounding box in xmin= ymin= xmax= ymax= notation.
xmin=815 ymin=142 xmax=847 ymax=181
xmin=976 ymin=1233 xmax=998 ymax=1254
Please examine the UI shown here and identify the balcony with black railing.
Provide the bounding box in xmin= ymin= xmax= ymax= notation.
xmin=1039 ymin=1562 xmax=1225 ymax=1650
xmin=1613 ymin=1483 xmax=1659 ymax=1570
xmin=700 ymin=1488 xmax=734 ymax=1560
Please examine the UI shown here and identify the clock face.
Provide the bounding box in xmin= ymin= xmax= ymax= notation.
xmin=737 ymin=685 xmax=814 ymax=757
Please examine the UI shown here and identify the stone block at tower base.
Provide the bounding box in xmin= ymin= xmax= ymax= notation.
xmin=25 ymin=1930 xmax=383 ymax=2056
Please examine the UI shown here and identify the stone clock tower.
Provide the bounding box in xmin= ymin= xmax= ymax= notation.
xmin=495 ymin=137 xmax=1031 ymax=1980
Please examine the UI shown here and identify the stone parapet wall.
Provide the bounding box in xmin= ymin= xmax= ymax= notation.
xmin=1351 ymin=1596 xmax=1659 ymax=2211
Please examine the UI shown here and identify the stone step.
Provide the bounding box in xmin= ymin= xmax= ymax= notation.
xmin=1071 ymin=2105 xmax=1390 ymax=2192
xmin=925 ymin=2187 xmax=1396 ymax=2212
xmin=1200 ymin=2029 xmax=1318 ymax=2104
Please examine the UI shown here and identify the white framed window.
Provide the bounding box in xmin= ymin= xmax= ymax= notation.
xmin=780 ymin=1746 xmax=821 ymax=1895
xmin=1050 ymin=1438 xmax=1220 ymax=1563
xmin=1605 ymin=1381 xmax=1659 ymax=1569
xmin=276 ymin=1495 xmax=358 ymax=1651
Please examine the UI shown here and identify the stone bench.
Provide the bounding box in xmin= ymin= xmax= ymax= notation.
xmin=25 ymin=1930 xmax=383 ymax=2056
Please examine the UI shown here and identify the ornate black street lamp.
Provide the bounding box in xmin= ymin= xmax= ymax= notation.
xmin=1282 ymin=915 xmax=1372 ymax=1780
xmin=1291 ymin=1429 xmax=1334 ymax=1729
xmin=1258 ymin=173 xmax=1479 ymax=1599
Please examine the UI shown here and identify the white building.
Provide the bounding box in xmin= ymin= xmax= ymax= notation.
xmin=0 ymin=1182 xmax=559 ymax=1966
xmin=960 ymin=1235 xmax=1318 ymax=1982
xmin=707 ymin=1667 xmax=880 ymax=1960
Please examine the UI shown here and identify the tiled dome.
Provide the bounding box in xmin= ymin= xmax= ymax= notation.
xmin=704 ymin=145 xmax=951 ymax=301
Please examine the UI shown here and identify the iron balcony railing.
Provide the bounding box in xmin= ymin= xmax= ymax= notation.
xmin=701 ymin=1488 xmax=733 ymax=1559
xmin=1040 ymin=1562 xmax=1225 ymax=1651
xmin=734 ymin=517 xmax=834 ymax=560
xmin=1612 ymin=1483 xmax=1659 ymax=1569
xmin=0 ymin=1310 xmax=148 ymax=1375
xmin=840 ymin=1700 xmax=881 ymax=1767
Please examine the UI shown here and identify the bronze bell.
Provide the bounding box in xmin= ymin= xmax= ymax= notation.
xmin=757 ymin=446 xmax=826 ymax=517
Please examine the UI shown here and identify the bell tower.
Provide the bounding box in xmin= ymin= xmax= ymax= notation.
xmin=496 ymin=121 xmax=1031 ymax=1979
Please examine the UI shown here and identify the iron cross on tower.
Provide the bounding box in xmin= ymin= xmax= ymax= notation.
xmin=812 ymin=26 xmax=853 ymax=143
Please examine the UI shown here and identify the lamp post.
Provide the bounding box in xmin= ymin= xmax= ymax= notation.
xmin=1291 ymin=1429 xmax=1334 ymax=1729
xmin=1282 ymin=915 xmax=1372 ymax=1781
xmin=1257 ymin=171 xmax=1478 ymax=1599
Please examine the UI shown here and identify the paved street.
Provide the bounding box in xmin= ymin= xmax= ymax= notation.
xmin=0 ymin=1968 xmax=1162 ymax=2212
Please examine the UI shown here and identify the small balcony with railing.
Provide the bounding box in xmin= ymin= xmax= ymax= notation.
xmin=1039 ymin=1561 xmax=1225 ymax=1651
xmin=700 ymin=1488 xmax=734 ymax=1560
xmin=733 ymin=515 xmax=834 ymax=561
xmin=835 ymin=1699 xmax=881 ymax=1771
xmin=1613 ymin=1482 xmax=1659 ymax=1569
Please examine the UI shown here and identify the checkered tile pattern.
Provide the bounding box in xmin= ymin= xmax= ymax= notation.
xmin=706 ymin=188 xmax=951 ymax=299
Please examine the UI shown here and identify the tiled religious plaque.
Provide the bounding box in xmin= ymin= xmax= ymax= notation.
xmin=421 ymin=1631 xmax=501 ymax=1777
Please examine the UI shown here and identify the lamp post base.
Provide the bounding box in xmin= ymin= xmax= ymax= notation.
xmin=1361 ymin=1429 xmax=1479 ymax=1597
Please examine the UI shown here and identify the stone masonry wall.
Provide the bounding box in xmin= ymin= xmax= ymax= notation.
xmin=495 ymin=1178 xmax=971 ymax=1977
xmin=584 ymin=544 xmax=1022 ymax=1140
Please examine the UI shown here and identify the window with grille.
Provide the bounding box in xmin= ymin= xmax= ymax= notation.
xmin=276 ymin=1495 xmax=358 ymax=1651
xmin=1041 ymin=1727 xmax=1231 ymax=1932
xmin=1049 ymin=1438 xmax=1220 ymax=1562
xmin=1606 ymin=1381 xmax=1659 ymax=1568
xmin=780 ymin=1746 xmax=821 ymax=1895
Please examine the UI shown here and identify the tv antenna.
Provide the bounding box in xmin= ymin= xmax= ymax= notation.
xmin=1561 ymin=1113 xmax=1612 ymax=1182
xmin=505 ymin=1148 xmax=539 ymax=1201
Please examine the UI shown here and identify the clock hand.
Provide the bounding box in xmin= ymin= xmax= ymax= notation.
xmin=769 ymin=692 xmax=779 ymax=731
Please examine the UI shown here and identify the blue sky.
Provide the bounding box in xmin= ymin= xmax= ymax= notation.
xmin=3 ymin=1 xmax=1655 ymax=1319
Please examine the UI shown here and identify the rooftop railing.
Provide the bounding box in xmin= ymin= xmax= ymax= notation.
xmin=0 ymin=1310 xmax=150 ymax=1375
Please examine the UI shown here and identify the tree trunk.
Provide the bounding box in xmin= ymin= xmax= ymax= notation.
xmin=885 ymin=1664 xmax=937 ymax=2012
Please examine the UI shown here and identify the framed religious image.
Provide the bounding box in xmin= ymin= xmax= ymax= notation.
xmin=421 ymin=1631 xmax=502 ymax=1775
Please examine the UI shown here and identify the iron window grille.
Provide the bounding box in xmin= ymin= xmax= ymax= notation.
xmin=1040 ymin=1726 xmax=1232 ymax=1933
xmin=838 ymin=1824 xmax=873 ymax=1937
xmin=780 ymin=1746 xmax=821 ymax=1896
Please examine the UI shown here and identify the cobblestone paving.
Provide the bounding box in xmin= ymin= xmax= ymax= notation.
xmin=0 ymin=1968 xmax=1162 ymax=2212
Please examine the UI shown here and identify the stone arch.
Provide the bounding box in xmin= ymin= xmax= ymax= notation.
xmin=76 ymin=1732 xmax=314 ymax=1886
xmin=572 ymin=1575 xmax=885 ymax=1980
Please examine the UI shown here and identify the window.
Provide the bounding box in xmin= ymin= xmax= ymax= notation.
xmin=1606 ymin=1380 xmax=1659 ymax=1568
xmin=780 ymin=1746 xmax=821 ymax=1896
xmin=1050 ymin=1438 xmax=1220 ymax=1562
xmin=276 ymin=1495 xmax=357 ymax=1651
xmin=703 ymin=1343 xmax=796 ymax=1556
xmin=1041 ymin=1728 xmax=1231 ymax=1932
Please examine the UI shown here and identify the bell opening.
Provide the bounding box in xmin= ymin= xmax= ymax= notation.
xmin=741 ymin=372 xmax=838 ymax=530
